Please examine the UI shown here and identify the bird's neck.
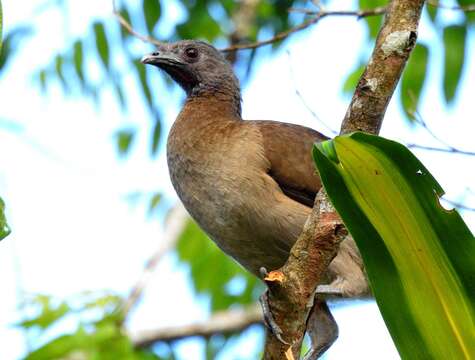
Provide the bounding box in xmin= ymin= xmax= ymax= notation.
xmin=186 ymin=78 xmax=242 ymax=118
xmin=180 ymin=94 xmax=242 ymax=126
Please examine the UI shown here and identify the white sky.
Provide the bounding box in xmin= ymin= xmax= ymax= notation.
xmin=0 ymin=0 xmax=474 ymax=359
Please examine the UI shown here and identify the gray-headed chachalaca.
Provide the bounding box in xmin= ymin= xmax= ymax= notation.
xmin=142 ymin=40 xmax=368 ymax=358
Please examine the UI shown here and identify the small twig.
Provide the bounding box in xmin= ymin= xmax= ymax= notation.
xmin=442 ymin=198 xmax=475 ymax=212
xmin=407 ymin=144 xmax=475 ymax=156
xmin=120 ymin=204 xmax=188 ymax=323
xmin=286 ymin=51 xmax=337 ymax=135
xmin=132 ymin=304 xmax=262 ymax=347
xmin=221 ymin=7 xmax=386 ymax=52
xmin=112 ymin=0 xmax=162 ymax=46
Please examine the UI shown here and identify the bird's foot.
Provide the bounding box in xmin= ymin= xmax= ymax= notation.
xmin=258 ymin=267 xmax=288 ymax=345
xmin=315 ymin=284 xmax=344 ymax=297
xmin=259 ymin=290 xmax=289 ymax=345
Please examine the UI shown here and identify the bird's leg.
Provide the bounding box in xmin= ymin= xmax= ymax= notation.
xmin=258 ymin=267 xmax=288 ymax=344
xmin=303 ymin=297 xmax=339 ymax=360
xmin=259 ymin=290 xmax=288 ymax=344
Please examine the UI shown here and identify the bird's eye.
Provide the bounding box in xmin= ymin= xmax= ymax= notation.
xmin=185 ymin=47 xmax=198 ymax=59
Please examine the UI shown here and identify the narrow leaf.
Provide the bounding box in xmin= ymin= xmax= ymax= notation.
xmin=0 ymin=0 xmax=3 ymax=53
xmin=313 ymin=133 xmax=475 ymax=359
xmin=400 ymin=43 xmax=428 ymax=120
xmin=148 ymin=193 xmax=161 ymax=215
xmin=93 ymin=22 xmax=110 ymax=70
xmin=115 ymin=129 xmax=135 ymax=156
xmin=150 ymin=118 xmax=161 ymax=156
xmin=443 ymin=25 xmax=466 ymax=104
xmin=72 ymin=40 xmax=84 ymax=83
xmin=0 ymin=197 xmax=10 ymax=240
xmin=143 ymin=0 xmax=161 ymax=34
xmin=134 ymin=60 xmax=153 ymax=110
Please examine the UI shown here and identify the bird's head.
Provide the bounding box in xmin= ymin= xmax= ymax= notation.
xmin=141 ymin=40 xmax=240 ymax=101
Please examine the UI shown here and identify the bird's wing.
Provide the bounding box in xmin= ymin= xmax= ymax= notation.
xmin=250 ymin=120 xmax=328 ymax=208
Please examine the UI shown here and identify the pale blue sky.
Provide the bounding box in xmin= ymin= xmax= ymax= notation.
xmin=0 ymin=0 xmax=474 ymax=359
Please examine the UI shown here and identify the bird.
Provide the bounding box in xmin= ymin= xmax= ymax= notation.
xmin=142 ymin=40 xmax=368 ymax=358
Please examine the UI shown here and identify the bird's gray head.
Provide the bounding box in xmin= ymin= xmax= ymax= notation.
xmin=141 ymin=40 xmax=241 ymax=112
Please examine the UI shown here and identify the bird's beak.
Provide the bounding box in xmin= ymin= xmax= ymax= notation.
xmin=140 ymin=51 xmax=182 ymax=67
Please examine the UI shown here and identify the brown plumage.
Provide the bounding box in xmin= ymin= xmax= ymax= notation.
xmin=142 ymin=40 xmax=368 ymax=356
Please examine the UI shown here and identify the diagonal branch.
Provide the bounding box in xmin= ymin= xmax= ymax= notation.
xmin=132 ymin=304 xmax=263 ymax=347
xmin=263 ymin=0 xmax=426 ymax=357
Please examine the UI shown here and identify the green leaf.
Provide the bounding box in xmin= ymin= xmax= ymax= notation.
xmin=150 ymin=118 xmax=161 ymax=156
xmin=118 ymin=6 xmax=132 ymax=41
xmin=313 ymin=133 xmax=475 ymax=359
xmin=359 ymin=0 xmax=387 ymax=39
xmin=18 ymin=296 xmax=70 ymax=330
xmin=143 ymin=0 xmax=161 ymax=34
xmin=177 ymin=219 xmax=262 ymax=311
xmin=93 ymin=22 xmax=110 ymax=70
xmin=54 ymin=55 xmax=69 ymax=92
xmin=342 ymin=63 xmax=365 ymax=95
xmin=0 ymin=196 xmax=10 ymax=240
xmin=0 ymin=0 xmax=3 ymax=53
xmin=443 ymin=25 xmax=466 ymax=104
xmin=457 ymin=0 xmax=475 ymax=22
xmin=425 ymin=3 xmax=438 ymax=23
xmin=115 ymin=129 xmax=135 ymax=156
xmin=400 ymin=43 xmax=429 ymax=120
xmin=148 ymin=193 xmax=162 ymax=215
xmin=73 ymin=40 xmax=84 ymax=83
xmin=134 ymin=60 xmax=153 ymax=110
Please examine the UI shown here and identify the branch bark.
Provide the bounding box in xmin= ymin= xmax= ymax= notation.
xmin=262 ymin=0 xmax=426 ymax=357
xmin=132 ymin=304 xmax=262 ymax=347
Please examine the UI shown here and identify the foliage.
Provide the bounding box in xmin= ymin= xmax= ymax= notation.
xmin=343 ymin=0 xmax=472 ymax=120
xmin=176 ymin=219 xmax=263 ymax=312
xmin=0 ymin=196 xmax=10 ymax=240
xmin=313 ymin=133 xmax=475 ymax=358
xmin=0 ymin=0 xmax=3 ymax=52
xmin=19 ymin=293 xmax=163 ymax=360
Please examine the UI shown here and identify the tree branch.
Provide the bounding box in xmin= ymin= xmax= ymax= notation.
xmin=263 ymin=0 xmax=426 ymax=357
xmin=132 ymin=304 xmax=263 ymax=347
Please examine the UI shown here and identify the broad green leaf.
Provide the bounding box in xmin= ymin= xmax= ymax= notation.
xmin=150 ymin=118 xmax=161 ymax=156
xmin=400 ymin=44 xmax=428 ymax=120
xmin=73 ymin=40 xmax=84 ymax=83
xmin=116 ymin=129 xmax=135 ymax=156
xmin=443 ymin=25 xmax=466 ymax=104
xmin=342 ymin=63 xmax=365 ymax=95
xmin=313 ymin=133 xmax=475 ymax=359
xmin=143 ymin=0 xmax=161 ymax=34
xmin=0 ymin=196 xmax=10 ymax=240
xmin=93 ymin=22 xmax=110 ymax=70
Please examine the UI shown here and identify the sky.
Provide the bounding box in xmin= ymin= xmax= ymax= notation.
xmin=0 ymin=0 xmax=474 ymax=359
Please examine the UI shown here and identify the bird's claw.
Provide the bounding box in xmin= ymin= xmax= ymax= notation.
xmin=315 ymin=284 xmax=344 ymax=297
xmin=259 ymin=291 xmax=289 ymax=345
